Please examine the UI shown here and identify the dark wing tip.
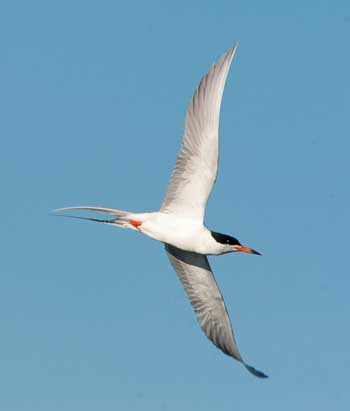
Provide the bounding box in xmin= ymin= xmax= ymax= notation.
xmin=244 ymin=363 xmax=269 ymax=379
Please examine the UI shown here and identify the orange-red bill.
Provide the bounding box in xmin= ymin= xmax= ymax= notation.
xmin=236 ymin=245 xmax=262 ymax=255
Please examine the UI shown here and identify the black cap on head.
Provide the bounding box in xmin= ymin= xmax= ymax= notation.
xmin=211 ymin=231 xmax=241 ymax=246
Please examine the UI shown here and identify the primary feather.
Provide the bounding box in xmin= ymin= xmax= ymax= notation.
xmin=161 ymin=44 xmax=237 ymax=221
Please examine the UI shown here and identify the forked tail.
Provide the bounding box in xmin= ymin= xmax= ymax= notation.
xmin=53 ymin=206 xmax=143 ymax=230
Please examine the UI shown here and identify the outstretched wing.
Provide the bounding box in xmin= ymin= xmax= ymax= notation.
xmin=165 ymin=244 xmax=267 ymax=378
xmin=161 ymin=44 xmax=237 ymax=221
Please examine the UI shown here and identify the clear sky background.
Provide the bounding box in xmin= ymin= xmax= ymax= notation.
xmin=1 ymin=1 xmax=349 ymax=410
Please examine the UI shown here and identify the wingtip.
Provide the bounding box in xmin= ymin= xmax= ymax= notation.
xmin=244 ymin=363 xmax=269 ymax=379
xmin=230 ymin=41 xmax=238 ymax=55
xmin=226 ymin=41 xmax=238 ymax=62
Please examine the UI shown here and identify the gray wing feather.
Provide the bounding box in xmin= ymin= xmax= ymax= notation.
xmin=165 ymin=244 xmax=267 ymax=378
xmin=161 ymin=44 xmax=237 ymax=221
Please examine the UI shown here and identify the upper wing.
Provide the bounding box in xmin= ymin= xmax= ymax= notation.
xmin=161 ymin=44 xmax=237 ymax=221
xmin=165 ymin=244 xmax=267 ymax=378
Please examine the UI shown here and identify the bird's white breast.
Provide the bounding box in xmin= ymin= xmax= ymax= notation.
xmin=138 ymin=212 xmax=222 ymax=255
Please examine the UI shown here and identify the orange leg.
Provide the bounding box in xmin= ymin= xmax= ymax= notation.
xmin=130 ymin=220 xmax=142 ymax=228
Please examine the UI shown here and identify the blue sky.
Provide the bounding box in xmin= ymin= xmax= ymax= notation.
xmin=1 ymin=0 xmax=349 ymax=409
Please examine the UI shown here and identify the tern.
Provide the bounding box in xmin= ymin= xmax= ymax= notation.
xmin=55 ymin=43 xmax=267 ymax=378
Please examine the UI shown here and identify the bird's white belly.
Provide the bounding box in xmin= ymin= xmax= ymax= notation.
xmin=138 ymin=212 xmax=214 ymax=254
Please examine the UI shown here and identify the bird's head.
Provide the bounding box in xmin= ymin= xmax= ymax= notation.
xmin=211 ymin=231 xmax=261 ymax=255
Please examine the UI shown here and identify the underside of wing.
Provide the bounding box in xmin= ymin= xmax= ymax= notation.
xmin=161 ymin=44 xmax=237 ymax=221
xmin=165 ymin=244 xmax=267 ymax=378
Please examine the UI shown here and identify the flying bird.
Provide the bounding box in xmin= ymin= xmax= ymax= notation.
xmin=55 ymin=43 xmax=267 ymax=378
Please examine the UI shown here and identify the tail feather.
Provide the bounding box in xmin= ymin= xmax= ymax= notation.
xmin=52 ymin=206 xmax=140 ymax=230
xmin=53 ymin=206 xmax=130 ymax=218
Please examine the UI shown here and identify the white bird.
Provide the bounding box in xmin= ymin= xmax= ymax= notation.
xmin=55 ymin=43 xmax=268 ymax=378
